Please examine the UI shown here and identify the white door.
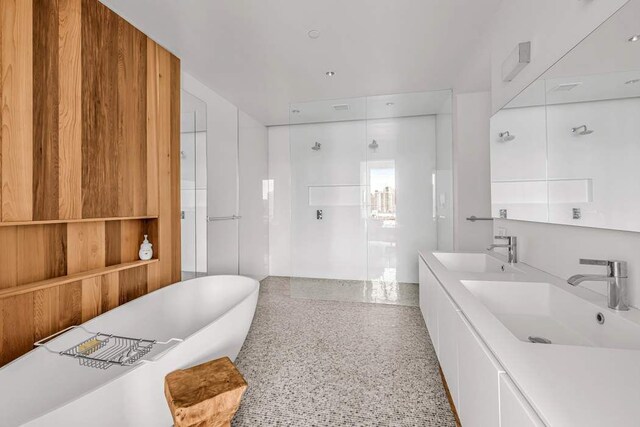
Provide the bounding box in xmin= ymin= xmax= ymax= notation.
xmin=207 ymin=98 xmax=240 ymax=275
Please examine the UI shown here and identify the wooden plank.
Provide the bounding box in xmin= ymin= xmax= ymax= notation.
xmin=81 ymin=276 xmax=101 ymax=322
xmin=32 ymin=0 xmax=60 ymax=221
xmin=146 ymin=39 xmax=159 ymax=216
xmin=0 ymin=259 xmax=158 ymax=299
xmin=1 ymin=293 xmax=34 ymax=365
xmin=58 ymin=280 xmax=81 ymax=329
xmin=67 ymin=221 xmax=105 ymax=274
xmin=100 ymin=271 xmax=119 ymax=312
xmin=170 ymin=54 xmax=181 ymax=283
xmin=104 ymin=220 xmax=121 ymax=266
xmin=0 ymin=227 xmax=17 ymax=289
xmin=117 ymin=18 xmax=147 ymax=217
xmin=58 ymin=0 xmax=82 ymax=219
xmin=1 ymin=0 xmax=33 ymax=221
xmin=16 ymin=224 xmax=67 ymax=286
xmin=81 ymin=0 xmax=118 ymax=218
xmin=0 ymin=215 xmax=158 ymax=227
xmin=156 ymin=45 xmax=173 ymax=285
xmin=147 ymin=262 xmax=160 ymax=292
xmin=120 ymin=219 xmax=145 ymax=263
xmin=33 ymin=287 xmax=60 ymax=341
xmin=119 ymin=265 xmax=147 ymax=305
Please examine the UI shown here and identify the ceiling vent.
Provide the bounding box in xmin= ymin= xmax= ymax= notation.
xmin=332 ymin=104 xmax=349 ymax=111
xmin=551 ymin=82 xmax=582 ymax=92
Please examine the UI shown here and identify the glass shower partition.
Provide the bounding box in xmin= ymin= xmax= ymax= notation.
xmin=180 ymin=90 xmax=208 ymax=280
xmin=288 ymin=91 xmax=453 ymax=298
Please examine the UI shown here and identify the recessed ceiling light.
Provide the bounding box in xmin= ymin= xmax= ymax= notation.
xmin=325 ymin=71 xmax=335 ymax=77
xmin=628 ymin=34 xmax=640 ymax=42
xmin=386 ymin=102 xmax=394 ymax=106
xmin=308 ymin=30 xmax=320 ymax=39
xmin=291 ymin=109 xmax=301 ymax=114
xmin=625 ymin=79 xmax=640 ymax=85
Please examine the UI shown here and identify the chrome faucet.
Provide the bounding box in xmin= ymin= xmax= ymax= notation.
xmin=568 ymin=259 xmax=628 ymax=311
xmin=487 ymin=235 xmax=518 ymax=264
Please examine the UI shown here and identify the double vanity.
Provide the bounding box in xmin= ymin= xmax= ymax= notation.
xmin=419 ymin=250 xmax=640 ymax=426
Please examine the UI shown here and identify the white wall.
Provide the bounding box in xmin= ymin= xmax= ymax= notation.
xmin=239 ymin=111 xmax=269 ymax=280
xmin=488 ymin=0 xmax=640 ymax=309
xmin=182 ymin=72 xmax=269 ymax=277
xmin=268 ymin=126 xmax=291 ymax=276
xmin=490 ymin=0 xmax=629 ymax=113
xmin=453 ymin=92 xmax=493 ymax=252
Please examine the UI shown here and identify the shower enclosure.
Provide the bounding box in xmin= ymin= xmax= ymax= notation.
xmin=181 ymin=90 xmax=208 ymax=279
xmin=289 ymin=90 xmax=453 ymax=287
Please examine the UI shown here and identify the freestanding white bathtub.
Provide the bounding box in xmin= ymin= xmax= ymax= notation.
xmin=0 ymin=275 xmax=259 ymax=426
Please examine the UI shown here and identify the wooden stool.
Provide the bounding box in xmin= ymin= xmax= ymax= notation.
xmin=164 ymin=357 xmax=248 ymax=427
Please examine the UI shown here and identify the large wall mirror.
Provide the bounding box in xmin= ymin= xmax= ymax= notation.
xmin=490 ymin=0 xmax=640 ymax=232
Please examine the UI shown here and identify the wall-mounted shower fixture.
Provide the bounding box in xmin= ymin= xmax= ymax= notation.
xmin=498 ymin=131 xmax=515 ymax=142
xmin=571 ymin=125 xmax=594 ymax=135
xmin=311 ymin=141 xmax=321 ymax=151
xmin=368 ymin=139 xmax=379 ymax=150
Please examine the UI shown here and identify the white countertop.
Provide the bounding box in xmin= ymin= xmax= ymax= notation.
xmin=419 ymin=250 xmax=640 ymax=427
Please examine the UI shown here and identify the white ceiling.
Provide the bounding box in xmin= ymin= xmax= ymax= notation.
xmin=101 ymin=0 xmax=501 ymax=126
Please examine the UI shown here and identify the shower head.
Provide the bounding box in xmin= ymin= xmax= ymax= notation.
xmin=311 ymin=141 xmax=321 ymax=151
xmin=498 ymin=131 xmax=516 ymax=142
xmin=368 ymin=139 xmax=379 ymax=150
xmin=571 ymin=125 xmax=594 ymax=135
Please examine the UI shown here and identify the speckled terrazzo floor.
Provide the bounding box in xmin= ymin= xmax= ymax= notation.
xmin=232 ymin=276 xmax=456 ymax=426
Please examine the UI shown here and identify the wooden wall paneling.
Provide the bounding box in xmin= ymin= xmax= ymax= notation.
xmin=16 ymin=224 xmax=67 ymax=286
xmin=170 ymin=54 xmax=181 ymax=283
xmin=145 ymin=39 xmax=159 ymax=217
xmin=1 ymin=0 xmax=34 ymax=221
xmin=33 ymin=286 xmax=59 ymax=341
xmin=81 ymin=0 xmax=118 ymax=218
xmin=101 ymin=271 xmax=118 ymax=312
xmin=81 ymin=276 xmax=101 ymax=322
xmin=119 ymin=265 xmax=147 ymax=305
xmin=58 ymin=0 xmax=82 ymax=219
xmin=0 ymin=227 xmax=17 ymax=289
xmin=117 ymin=18 xmax=147 ymax=217
xmin=67 ymin=221 xmax=105 ymax=274
xmin=58 ymin=280 xmax=81 ymax=329
xmin=32 ymin=0 xmax=60 ymax=221
xmin=1 ymin=293 xmax=34 ymax=365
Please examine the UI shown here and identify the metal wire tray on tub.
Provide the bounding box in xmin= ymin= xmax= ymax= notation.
xmin=34 ymin=325 xmax=183 ymax=370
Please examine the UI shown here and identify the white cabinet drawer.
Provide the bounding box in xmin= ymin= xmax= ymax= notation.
xmin=457 ymin=313 xmax=504 ymax=427
xmin=436 ymin=284 xmax=461 ymax=408
xmin=499 ymin=374 xmax=545 ymax=427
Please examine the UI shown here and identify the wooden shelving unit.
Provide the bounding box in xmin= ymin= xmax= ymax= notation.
xmin=0 ymin=259 xmax=159 ymax=299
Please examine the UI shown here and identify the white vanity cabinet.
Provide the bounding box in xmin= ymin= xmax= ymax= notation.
xmin=419 ymin=259 xmax=440 ymax=352
xmin=418 ymin=255 xmax=545 ymax=426
xmin=499 ymin=374 xmax=545 ymax=427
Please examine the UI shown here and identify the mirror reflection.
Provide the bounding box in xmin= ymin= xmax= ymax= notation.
xmin=490 ymin=1 xmax=640 ymax=232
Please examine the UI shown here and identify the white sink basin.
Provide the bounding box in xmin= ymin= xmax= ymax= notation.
xmin=461 ymin=280 xmax=640 ymax=350
xmin=433 ymin=252 xmax=521 ymax=273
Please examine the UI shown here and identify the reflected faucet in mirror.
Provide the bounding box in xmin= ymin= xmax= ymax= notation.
xmin=497 ymin=131 xmax=516 ymax=142
xmin=571 ymin=125 xmax=594 ymax=136
xmin=568 ymin=259 xmax=628 ymax=311
xmin=487 ymin=235 xmax=518 ymax=264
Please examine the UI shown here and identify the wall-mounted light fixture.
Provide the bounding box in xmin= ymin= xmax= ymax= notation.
xmin=502 ymin=42 xmax=531 ymax=82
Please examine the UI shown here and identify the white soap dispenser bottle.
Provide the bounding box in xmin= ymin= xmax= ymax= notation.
xmin=139 ymin=234 xmax=153 ymax=261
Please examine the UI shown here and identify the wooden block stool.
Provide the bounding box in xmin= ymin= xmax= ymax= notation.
xmin=164 ymin=357 xmax=248 ymax=427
